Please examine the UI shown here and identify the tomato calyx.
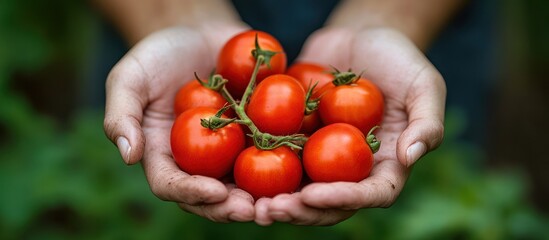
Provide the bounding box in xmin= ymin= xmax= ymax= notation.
xmin=305 ymin=80 xmax=320 ymax=115
xmin=331 ymin=68 xmax=362 ymax=86
xmin=200 ymin=105 xmax=237 ymax=131
xmin=366 ymin=126 xmax=381 ymax=153
xmin=194 ymin=71 xmax=228 ymax=92
xmin=251 ymin=33 xmax=279 ymax=69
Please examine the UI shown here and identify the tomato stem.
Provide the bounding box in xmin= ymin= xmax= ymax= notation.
xmin=304 ymin=80 xmax=320 ymax=115
xmin=218 ymin=54 xmax=264 ymax=137
xmin=220 ymin=85 xmax=238 ymax=108
xmin=200 ymin=105 xmax=237 ymax=131
xmin=250 ymin=131 xmax=308 ymax=150
xmin=240 ymin=55 xmax=264 ymax=108
xmin=217 ymin=35 xmax=306 ymax=151
xmin=251 ymin=33 xmax=278 ymax=69
xmin=194 ymin=71 xmax=228 ymax=92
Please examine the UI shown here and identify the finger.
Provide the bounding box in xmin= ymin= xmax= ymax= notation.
xmin=296 ymin=28 xmax=355 ymax=69
xmin=301 ymin=159 xmax=408 ymax=209
xmin=254 ymin=198 xmax=274 ymax=226
xmin=142 ymin=157 xmax=229 ymax=205
xmin=141 ymin=125 xmax=229 ymax=205
xmin=326 ymin=27 xmax=444 ymax=167
xmin=267 ymin=193 xmax=355 ymax=226
xmin=103 ymin=56 xmax=148 ymax=165
xmin=397 ymin=68 xmax=446 ymax=167
xmin=180 ymin=185 xmax=255 ymax=223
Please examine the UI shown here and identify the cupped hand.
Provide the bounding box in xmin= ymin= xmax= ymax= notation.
xmin=103 ymin=25 xmax=256 ymax=222
xmin=255 ymin=27 xmax=446 ymax=225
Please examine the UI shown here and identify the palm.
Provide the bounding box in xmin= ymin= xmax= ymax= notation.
xmin=105 ymin=27 xmax=255 ymax=222
xmin=254 ymin=27 xmax=445 ymax=226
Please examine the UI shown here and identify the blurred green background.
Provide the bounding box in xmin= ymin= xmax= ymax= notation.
xmin=1 ymin=0 xmax=549 ymax=239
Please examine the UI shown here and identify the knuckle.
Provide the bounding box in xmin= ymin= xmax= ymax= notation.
xmin=147 ymin=168 xmax=175 ymax=201
xmin=429 ymin=119 xmax=445 ymax=149
xmin=199 ymin=206 xmax=229 ymax=223
xmin=149 ymin=181 xmax=169 ymax=201
xmin=102 ymin=116 xmax=119 ymax=143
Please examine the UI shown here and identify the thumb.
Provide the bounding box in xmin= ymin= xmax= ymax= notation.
xmin=103 ymin=58 xmax=148 ymax=165
xmin=397 ymin=70 xmax=446 ymax=167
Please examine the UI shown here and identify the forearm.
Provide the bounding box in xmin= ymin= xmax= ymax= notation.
xmin=91 ymin=0 xmax=247 ymax=46
xmin=326 ymin=0 xmax=466 ymax=50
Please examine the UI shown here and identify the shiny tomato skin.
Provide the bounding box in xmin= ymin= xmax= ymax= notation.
xmin=286 ymin=62 xmax=334 ymax=91
xmin=170 ymin=107 xmax=245 ymax=179
xmin=303 ymin=123 xmax=373 ymax=182
xmin=234 ymin=146 xmax=302 ymax=199
xmin=246 ymin=74 xmax=305 ymax=135
xmin=217 ymin=30 xmax=287 ymax=99
xmin=318 ymin=78 xmax=384 ymax=135
xmin=300 ymin=110 xmax=322 ymax=134
xmin=173 ymin=80 xmax=230 ymax=117
xmin=313 ymin=81 xmax=335 ymax=99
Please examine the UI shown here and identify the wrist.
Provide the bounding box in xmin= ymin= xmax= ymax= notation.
xmin=325 ymin=0 xmax=466 ymax=51
xmin=93 ymin=0 xmax=249 ymax=46
xmin=326 ymin=7 xmax=430 ymax=50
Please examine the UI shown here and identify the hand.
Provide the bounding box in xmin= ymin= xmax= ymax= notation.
xmin=103 ymin=25 xmax=257 ymax=222
xmin=255 ymin=27 xmax=446 ymax=225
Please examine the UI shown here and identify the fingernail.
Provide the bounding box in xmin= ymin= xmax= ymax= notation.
xmin=116 ymin=136 xmax=131 ymax=164
xmin=406 ymin=142 xmax=426 ymax=167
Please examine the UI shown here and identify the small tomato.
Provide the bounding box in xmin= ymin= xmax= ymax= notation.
xmin=170 ymin=107 xmax=245 ymax=179
xmin=303 ymin=123 xmax=376 ymax=182
xmin=234 ymin=146 xmax=302 ymax=199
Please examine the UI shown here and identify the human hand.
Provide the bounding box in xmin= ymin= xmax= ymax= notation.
xmin=103 ymin=25 xmax=257 ymax=222
xmin=255 ymin=27 xmax=446 ymax=225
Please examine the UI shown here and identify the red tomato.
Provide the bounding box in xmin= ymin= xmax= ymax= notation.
xmin=299 ymin=110 xmax=322 ymax=134
xmin=234 ymin=146 xmax=302 ymax=199
xmin=246 ymin=74 xmax=305 ymax=135
xmin=217 ymin=30 xmax=287 ymax=99
xmin=303 ymin=123 xmax=374 ymax=182
xmin=173 ymin=80 xmax=230 ymax=117
xmin=318 ymin=78 xmax=384 ymax=134
xmin=170 ymin=107 xmax=245 ymax=179
xmin=286 ymin=62 xmax=334 ymax=91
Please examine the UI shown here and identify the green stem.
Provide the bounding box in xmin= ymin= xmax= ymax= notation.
xmin=220 ymin=86 xmax=238 ymax=108
xmin=217 ymin=42 xmax=306 ymax=150
xmin=220 ymin=86 xmax=259 ymax=134
xmin=304 ymin=81 xmax=319 ymax=115
xmin=200 ymin=105 xmax=237 ymax=131
xmin=219 ymin=54 xmax=265 ymax=136
xmin=239 ymin=55 xmax=264 ymax=108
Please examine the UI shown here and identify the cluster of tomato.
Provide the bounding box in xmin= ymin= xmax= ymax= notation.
xmin=170 ymin=30 xmax=384 ymax=200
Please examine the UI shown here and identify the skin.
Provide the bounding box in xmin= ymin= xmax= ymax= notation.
xmin=99 ymin=0 xmax=255 ymax=222
xmin=255 ymin=26 xmax=447 ymax=225
xmin=97 ymin=0 xmax=463 ymax=225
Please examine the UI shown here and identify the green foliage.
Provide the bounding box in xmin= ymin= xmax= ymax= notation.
xmin=1 ymin=92 xmax=548 ymax=240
